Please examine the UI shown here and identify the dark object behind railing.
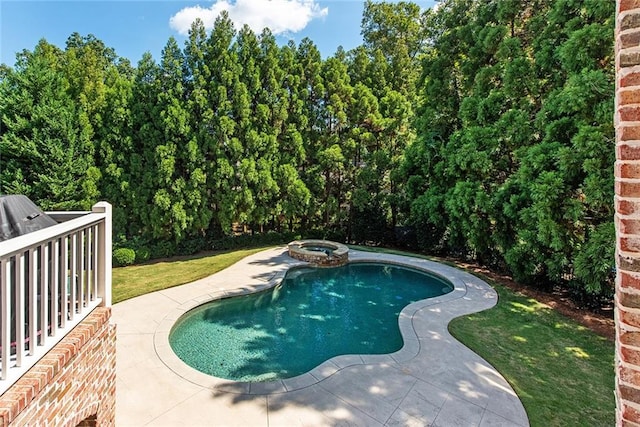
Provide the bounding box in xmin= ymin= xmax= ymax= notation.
xmin=0 ymin=195 xmax=57 ymax=242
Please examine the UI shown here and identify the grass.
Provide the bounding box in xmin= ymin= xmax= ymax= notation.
xmin=448 ymin=283 xmax=614 ymax=426
xmin=113 ymin=244 xmax=615 ymax=425
xmin=351 ymin=244 xmax=614 ymax=426
xmin=112 ymin=246 xmax=273 ymax=303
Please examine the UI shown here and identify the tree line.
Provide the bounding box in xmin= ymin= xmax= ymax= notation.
xmin=0 ymin=0 xmax=614 ymax=304
xmin=403 ymin=0 xmax=614 ymax=304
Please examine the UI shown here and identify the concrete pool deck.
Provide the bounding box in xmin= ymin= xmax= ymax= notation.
xmin=113 ymin=247 xmax=529 ymax=426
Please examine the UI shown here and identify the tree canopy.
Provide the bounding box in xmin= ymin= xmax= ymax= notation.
xmin=402 ymin=0 xmax=614 ymax=302
xmin=0 ymin=0 xmax=615 ymax=304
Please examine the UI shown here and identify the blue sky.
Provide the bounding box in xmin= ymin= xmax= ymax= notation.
xmin=0 ymin=0 xmax=436 ymax=67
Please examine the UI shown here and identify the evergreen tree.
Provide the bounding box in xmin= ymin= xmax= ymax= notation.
xmin=317 ymin=52 xmax=353 ymax=231
xmin=128 ymin=52 xmax=162 ymax=239
xmin=152 ymin=36 xmax=210 ymax=243
xmin=0 ymin=1 xmax=617 ymax=304
xmin=402 ymin=0 xmax=615 ymax=300
xmin=94 ymin=62 xmax=134 ymax=232
xmin=277 ymin=41 xmax=311 ymax=230
xmin=203 ymin=12 xmax=243 ymax=234
xmin=0 ymin=40 xmax=96 ymax=209
xmin=296 ymin=38 xmax=325 ymax=230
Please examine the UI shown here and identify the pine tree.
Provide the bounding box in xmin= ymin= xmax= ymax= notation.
xmin=128 ymin=52 xmax=162 ymax=240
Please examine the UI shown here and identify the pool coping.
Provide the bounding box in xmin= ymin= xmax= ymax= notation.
xmin=153 ymin=254 xmax=468 ymax=395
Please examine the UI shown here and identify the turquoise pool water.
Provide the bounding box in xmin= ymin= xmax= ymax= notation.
xmin=169 ymin=262 xmax=453 ymax=382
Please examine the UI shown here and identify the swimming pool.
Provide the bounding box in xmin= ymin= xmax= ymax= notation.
xmin=169 ymin=262 xmax=453 ymax=382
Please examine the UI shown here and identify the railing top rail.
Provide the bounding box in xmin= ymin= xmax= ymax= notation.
xmin=0 ymin=210 xmax=105 ymax=259
xmin=44 ymin=211 xmax=91 ymax=222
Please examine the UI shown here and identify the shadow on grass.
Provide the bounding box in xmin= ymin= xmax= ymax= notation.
xmin=449 ymin=283 xmax=614 ymax=427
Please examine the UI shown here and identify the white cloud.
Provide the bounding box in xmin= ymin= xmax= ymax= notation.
xmin=169 ymin=0 xmax=328 ymax=36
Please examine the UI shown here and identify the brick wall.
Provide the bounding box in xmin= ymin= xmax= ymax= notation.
xmin=618 ymin=1 xmax=640 ymax=425
xmin=0 ymin=308 xmax=116 ymax=426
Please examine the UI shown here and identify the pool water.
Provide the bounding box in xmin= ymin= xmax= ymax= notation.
xmin=169 ymin=262 xmax=453 ymax=382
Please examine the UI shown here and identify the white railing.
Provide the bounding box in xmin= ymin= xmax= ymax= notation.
xmin=0 ymin=202 xmax=112 ymax=394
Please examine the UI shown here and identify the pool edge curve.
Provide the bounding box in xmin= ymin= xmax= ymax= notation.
xmin=153 ymin=248 xmax=474 ymax=395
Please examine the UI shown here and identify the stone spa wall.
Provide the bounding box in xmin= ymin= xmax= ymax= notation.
xmin=288 ymin=240 xmax=349 ymax=266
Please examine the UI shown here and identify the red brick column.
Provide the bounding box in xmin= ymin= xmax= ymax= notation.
xmin=617 ymin=1 xmax=640 ymax=425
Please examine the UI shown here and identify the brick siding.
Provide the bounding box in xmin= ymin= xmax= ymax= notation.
xmin=618 ymin=1 xmax=640 ymax=425
xmin=0 ymin=308 xmax=116 ymax=426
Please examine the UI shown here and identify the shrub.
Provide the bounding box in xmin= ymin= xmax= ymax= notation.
xmin=573 ymin=222 xmax=615 ymax=299
xmin=177 ymin=236 xmax=207 ymax=255
xmin=135 ymin=246 xmax=150 ymax=263
xmin=209 ymin=231 xmax=299 ymax=251
xmin=113 ymin=235 xmax=152 ymax=264
xmin=303 ymin=228 xmax=346 ymax=242
xmin=113 ymin=248 xmax=136 ymax=267
xmin=149 ymin=240 xmax=176 ymax=259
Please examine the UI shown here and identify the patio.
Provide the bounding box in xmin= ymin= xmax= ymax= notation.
xmin=113 ymin=247 xmax=528 ymax=426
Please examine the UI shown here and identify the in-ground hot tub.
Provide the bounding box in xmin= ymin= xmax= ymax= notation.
xmin=287 ymin=239 xmax=349 ymax=266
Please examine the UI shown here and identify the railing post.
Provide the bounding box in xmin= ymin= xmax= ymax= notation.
xmin=92 ymin=202 xmax=112 ymax=307
xmin=1 ymin=259 xmax=10 ymax=379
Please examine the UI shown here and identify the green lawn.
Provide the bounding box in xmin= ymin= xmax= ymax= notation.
xmin=448 ymin=283 xmax=614 ymax=426
xmin=112 ymin=246 xmax=272 ymax=303
xmin=112 ymin=245 xmax=615 ymax=426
